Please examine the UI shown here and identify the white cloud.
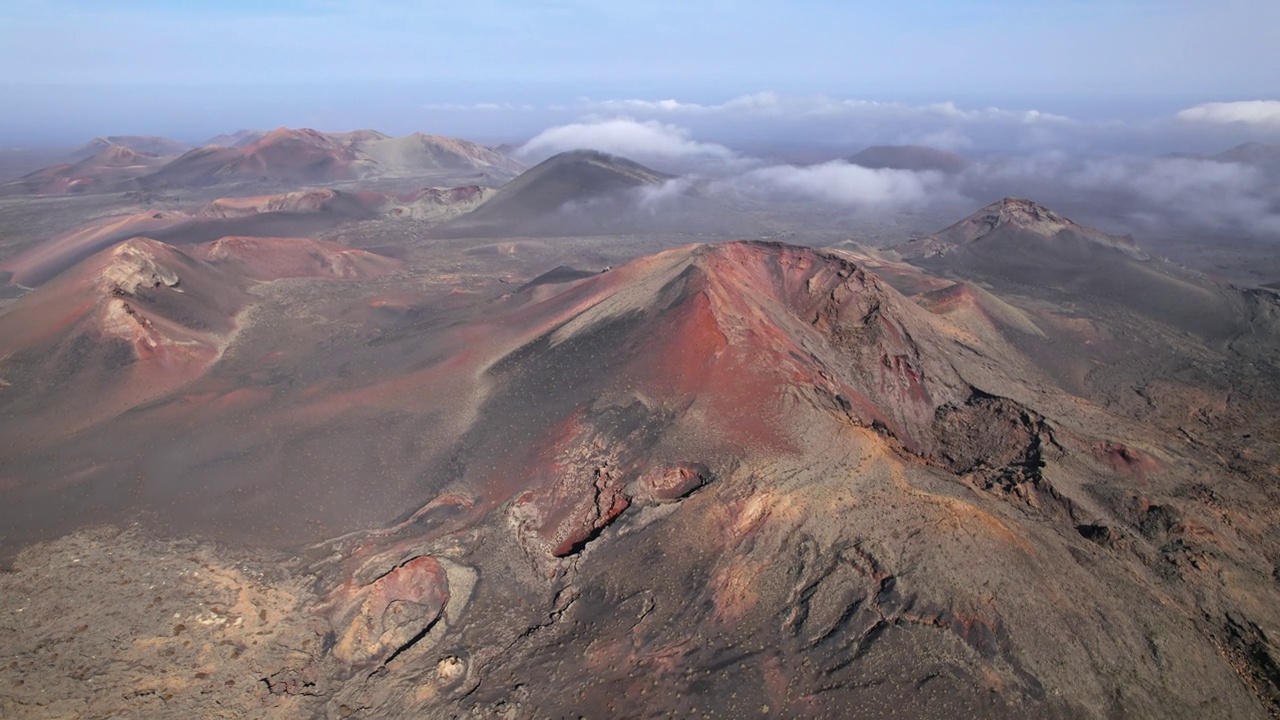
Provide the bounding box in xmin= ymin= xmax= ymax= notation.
xmin=634 ymin=177 xmax=695 ymax=208
xmin=559 ymin=94 xmax=1084 ymax=155
xmin=517 ymin=117 xmax=964 ymax=212
xmin=508 ymin=111 xmax=1280 ymax=239
xmin=720 ymin=161 xmax=953 ymax=211
xmin=580 ymin=94 xmax=1071 ymax=125
xmin=1176 ymin=101 xmax=1280 ymax=128
xmin=517 ymin=118 xmax=737 ymax=163
xmin=1069 ymin=157 xmax=1280 ymax=235
xmin=586 ymin=92 xmax=784 ymax=115
xmin=422 ymin=101 xmax=531 ymax=112
xmin=963 ymin=153 xmax=1280 ymax=239
xmin=1065 ymin=157 xmax=1262 ymax=204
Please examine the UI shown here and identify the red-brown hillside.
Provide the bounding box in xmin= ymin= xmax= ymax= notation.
xmin=194 ymin=236 xmax=403 ymax=280
xmin=2 ymin=236 xmax=1277 ymax=718
xmin=143 ymin=128 xmax=366 ymax=187
xmin=0 ymin=234 xmax=402 ymax=439
xmin=297 ymin=241 xmax=1031 ymax=564
xmin=3 ymin=128 xmax=523 ymax=196
xmin=541 ymin=240 xmax=975 ymax=451
xmin=2 ymin=144 xmax=171 ymax=195
xmin=0 ymin=188 xmax=414 ymax=287
xmin=0 ymin=238 xmax=247 ymax=437
xmin=273 ymin=240 xmax=1277 ymax=718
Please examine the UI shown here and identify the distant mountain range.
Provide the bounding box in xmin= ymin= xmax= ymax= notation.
xmin=2 ymin=128 xmax=524 ymax=195
xmin=69 ymin=135 xmax=195 ymax=160
xmin=0 ymin=186 xmax=489 ymax=287
xmin=1166 ymin=141 xmax=1280 ymax=177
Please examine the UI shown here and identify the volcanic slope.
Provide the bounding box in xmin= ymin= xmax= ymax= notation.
xmin=2 ymin=128 xmax=522 ymax=196
xmin=441 ymin=149 xmax=674 ymax=236
xmin=321 ymin=242 xmax=1279 ymax=720
xmin=0 ymin=234 xmax=401 ymax=445
xmin=350 ymin=131 xmax=524 ymax=177
xmin=135 ymin=128 xmax=520 ymax=190
xmin=893 ymin=197 xmax=1254 ymax=342
xmin=204 ymin=129 xmax=266 ymax=147
xmin=48 ymin=240 xmax=1261 ymax=719
xmin=0 ymin=238 xmax=249 ymax=442
xmin=0 ymin=186 xmax=486 ymax=288
xmin=1170 ymin=141 xmax=1280 ymax=179
xmin=141 ymin=128 xmax=369 ymax=187
xmin=2 ymin=237 xmax=1279 ymax=718
xmin=70 ymin=135 xmax=191 ymax=159
xmin=2 ymin=144 xmax=173 ymax=196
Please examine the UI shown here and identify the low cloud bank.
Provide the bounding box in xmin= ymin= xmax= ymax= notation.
xmin=517 ymin=114 xmax=1280 ymax=240
xmin=959 ymin=152 xmax=1280 ymax=237
xmin=1177 ymin=101 xmax=1280 ymax=130
xmin=517 ymin=119 xmax=739 ymax=173
xmin=720 ymin=162 xmax=953 ymax=212
xmin=519 ymin=119 xmax=956 ymax=212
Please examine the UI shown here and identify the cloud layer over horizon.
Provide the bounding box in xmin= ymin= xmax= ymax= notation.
xmin=1177 ymin=101 xmax=1280 ymax=129
xmin=502 ymin=93 xmax=1280 ymax=160
xmin=516 ymin=114 xmax=1280 ymax=241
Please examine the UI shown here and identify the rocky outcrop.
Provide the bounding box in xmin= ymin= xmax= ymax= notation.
xmin=328 ymin=557 xmax=450 ymax=666
xmin=97 ymin=238 xmax=182 ymax=295
xmin=632 ymin=462 xmax=709 ymax=504
xmin=507 ymin=406 xmax=658 ymax=560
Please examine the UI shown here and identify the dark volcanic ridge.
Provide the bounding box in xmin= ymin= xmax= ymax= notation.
xmin=847 ymin=144 xmax=968 ymax=173
xmin=896 ymin=197 xmax=1148 ymax=262
xmin=1168 ymin=141 xmax=1280 ymax=179
xmin=893 ymin=197 xmax=1256 ymax=342
xmin=441 ymin=149 xmax=671 ymax=236
xmin=142 ymin=128 xmax=522 ymax=189
xmin=442 ymin=149 xmax=767 ymax=237
xmin=6 ymin=143 xmax=172 ymax=195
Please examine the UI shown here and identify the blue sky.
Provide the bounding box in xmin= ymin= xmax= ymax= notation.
xmin=1 ymin=0 xmax=1278 ymax=145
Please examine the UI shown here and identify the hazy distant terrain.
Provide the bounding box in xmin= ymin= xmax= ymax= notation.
xmin=0 ymin=128 xmax=522 ymax=198
xmin=1 ymin=125 xmax=1279 ymax=720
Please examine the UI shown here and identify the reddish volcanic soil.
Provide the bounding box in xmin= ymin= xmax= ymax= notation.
xmin=3 ymin=144 xmax=172 ymax=195
xmin=195 ymin=236 xmax=403 ymax=280
xmin=1 ymin=191 xmax=1278 ymax=720
xmin=0 ymin=237 xmax=247 ymax=438
xmin=0 ymin=187 xmax=481 ymax=287
xmin=0 ymin=234 xmax=402 ymax=445
xmin=1 ymin=209 xmax=193 ymax=286
xmin=143 ymin=128 xmax=366 ymax=187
